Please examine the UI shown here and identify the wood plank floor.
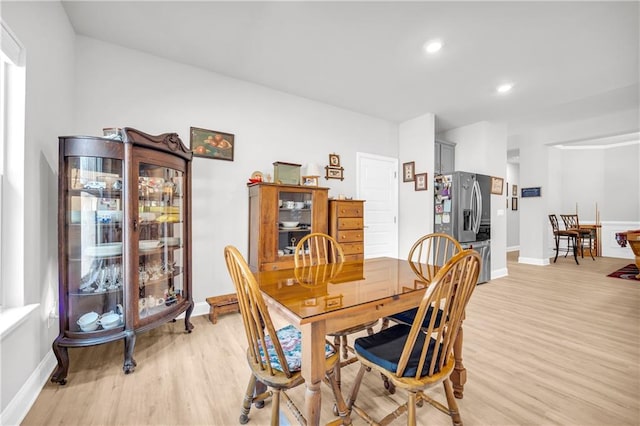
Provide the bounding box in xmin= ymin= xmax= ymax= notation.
xmin=22 ymin=254 xmax=639 ymax=425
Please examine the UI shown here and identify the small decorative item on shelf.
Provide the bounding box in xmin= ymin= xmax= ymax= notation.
xmin=302 ymin=163 xmax=321 ymax=186
xmin=273 ymin=161 xmax=301 ymax=185
xmin=248 ymin=171 xmax=263 ymax=184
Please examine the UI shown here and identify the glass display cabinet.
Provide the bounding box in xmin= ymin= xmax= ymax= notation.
xmin=248 ymin=183 xmax=329 ymax=272
xmin=51 ymin=128 xmax=193 ymax=385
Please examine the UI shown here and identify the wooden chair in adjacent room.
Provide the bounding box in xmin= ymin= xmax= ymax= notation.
xmin=344 ymin=249 xmax=481 ymax=426
xmin=223 ymin=245 xmax=351 ymax=426
xmin=379 ymin=233 xmax=463 ymax=393
xmin=560 ymin=214 xmax=595 ymax=261
xmin=549 ymin=214 xmax=579 ymax=265
xmin=294 ymin=233 xmax=378 ymax=389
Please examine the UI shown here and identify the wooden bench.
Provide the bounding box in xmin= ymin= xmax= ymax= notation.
xmin=206 ymin=293 xmax=239 ymax=324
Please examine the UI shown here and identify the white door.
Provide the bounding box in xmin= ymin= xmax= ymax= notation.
xmin=356 ymin=153 xmax=398 ymax=258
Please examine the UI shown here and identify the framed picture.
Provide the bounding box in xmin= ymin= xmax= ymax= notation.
xmin=414 ymin=172 xmax=428 ymax=191
xmin=329 ymin=153 xmax=341 ymax=167
xmin=302 ymin=176 xmax=318 ymax=187
xmin=325 ymin=166 xmax=344 ymax=180
xmin=190 ymin=127 xmax=234 ymax=161
xmin=512 ymin=184 xmax=518 ymax=196
xmin=402 ymin=161 xmax=415 ymax=182
xmin=512 ymin=197 xmax=518 ymax=210
xmin=490 ymin=176 xmax=504 ymax=195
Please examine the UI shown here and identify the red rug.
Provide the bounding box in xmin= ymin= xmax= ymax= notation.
xmin=607 ymin=264 xmax=640 ymax=281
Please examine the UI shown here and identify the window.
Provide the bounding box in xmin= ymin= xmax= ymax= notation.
xmin=1 ymin=20 xmax=25 ymax=309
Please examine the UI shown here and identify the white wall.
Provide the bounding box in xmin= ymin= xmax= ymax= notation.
xmin=512 ymin=109 xmax=639 ymax=264
xmin=1 ymin=1 xmax=75 ymax=422
xmin=442 ymin=121 xmax=509 ymax=279
xmin=73 ymin=36 xmax=399 ymax=305
xmin=398 ymin=113 xmax=435 ymax=257
xmin=506 ymin=162 xmax=520 ymax=249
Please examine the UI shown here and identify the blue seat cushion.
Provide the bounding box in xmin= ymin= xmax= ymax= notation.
xmin=259 ymin=324 xmax=335 ymax=373
xmin=388 ymin=306 xmax=444 ymax=328
xmin=354 ymin=324 xmax=443 ymax=378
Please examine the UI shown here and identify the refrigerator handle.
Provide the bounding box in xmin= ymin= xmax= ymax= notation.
xmin=473 ymin=180 xmax=482 ymax=234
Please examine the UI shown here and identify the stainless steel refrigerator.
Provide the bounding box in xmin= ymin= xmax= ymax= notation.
xmin=434 ymin=171 xmax=491 ymax=283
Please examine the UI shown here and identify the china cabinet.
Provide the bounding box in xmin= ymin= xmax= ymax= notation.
xmin=51 ymin=128 xmax=193 ymax=384
xmin=248 ymin=183 xmax=328 ymax=272
xmin=329 ymin=199 xmax=365 ymax=261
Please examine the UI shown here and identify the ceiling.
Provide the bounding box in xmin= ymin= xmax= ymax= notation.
xmin=61 ymin=1 xmax=639 ymax=136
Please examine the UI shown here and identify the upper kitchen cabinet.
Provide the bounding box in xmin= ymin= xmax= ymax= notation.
xmin=435 ymin=139 xmax=456 ymax=174
xmin=52 ymin=128 xmax=193 ymax=385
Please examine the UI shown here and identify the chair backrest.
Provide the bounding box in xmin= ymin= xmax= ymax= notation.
xmin=548 ymin=214 xmax=561 ymax=233
xmin=560 ymin=214 xmax=580 ymax=230
xmin=396 ymin=249 xmax=481 ymax=380
xmin=294 ymin=232 xmax=345 ymax=267
xmin=224 ymin=245 xmax=294 ymax=377
xmin=407 ymin=233 xmax=463 ymax=282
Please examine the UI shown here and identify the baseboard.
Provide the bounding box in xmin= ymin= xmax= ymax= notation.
xmin=0 ymin=350 xmax=57 ymax=426
xmin=506 ymin=245 xmax=520 ymax=252
xmin=175 ymin=300 xmax=209 ymax=320
xmin=518 ymin=256 xmax=550 ymax=266
xmin=491 ymin=267 xmax=508 ymax=280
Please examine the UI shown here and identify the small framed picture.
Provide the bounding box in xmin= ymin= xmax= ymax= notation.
xmin=512 ymin=184 xmax=518 ymax=196
xmin=325 ymin=166 xmax=344 ymax=181
xmin=190 ymin=127 xmax=234 ymax=161
xmin=402 ymin=161 xmax=415 ymax=182
xmin=414 ymin=172 xmax=428 ymax=191
xmin=302 ymin=176 xmax=318 ymax=187
xmin=329 ymin=153 xmax=341 ymax=167
xmin=490 ymin=176 xmax=504 ymax=195
xmin=512 ymin=197 xmax=518 ymax=211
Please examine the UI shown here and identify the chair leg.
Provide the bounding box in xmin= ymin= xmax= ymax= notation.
xmin=443 ymin=380 xmax=462 ymax=426
xmin=381 ymin=317 xmax=390 ymax=330
xmin=407 ymin=392 xmax=417 ymax=426
xmin=553 ymin=235 xmax=560 ymax=263
xmin=326 ymin=367 xmax=353 ymax=425
xmin=346 ymin=364 xmax=368 ymax=411
xmin=270 ymin=389 xmax=280 ymax=426
xmin=572 ymin=236 xmax=579 ymax=265
xmin=240 ymin=374 xmax=257 ymax=424
xmin=341 ymin=335 xmax=349 ymax=359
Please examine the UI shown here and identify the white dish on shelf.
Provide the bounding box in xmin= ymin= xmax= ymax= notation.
xmin=139 ymin=240 xmax=161 ymax=251
xmin=97 ymin=210 xmax=123 ymax=222
xmin=98 ymin=312 xmax=121 ymax=330
xmin=159 ymin=236 xmax=180 ymax=247
xmin=280 ymin=226 xmax=302 ymax=231
xmin=77 ymin=311 xmax=99 ymax=332
xmin=280 ymin=221 xmax=299 ymax=228
xmin=85 ymin=242 xmax=123 ymax=257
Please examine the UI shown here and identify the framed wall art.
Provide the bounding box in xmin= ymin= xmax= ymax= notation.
xmin=512 ymin=184 xmax=518 ymax=196
xmin=329 ymin=153 xmax=341 ymax=168
xmin=512 ymin=197 xmax=518 ymax=211
xmin=490 ymin=176 xmax=504 ymax=195
xmin=414 ymin=172 xmax=428 ymax=191
xmin=402 ymin=161 xmax=415 ymax=182
xmin=190 ymin=127 xmax=234 ymax=161
xmin=325 ymin=166 xmax=344 ymax=181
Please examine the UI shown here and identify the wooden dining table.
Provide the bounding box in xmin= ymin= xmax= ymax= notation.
xmin=254 ymin=257 xmax=468 ymax=425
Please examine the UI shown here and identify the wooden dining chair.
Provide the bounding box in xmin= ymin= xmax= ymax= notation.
xmin=294 ymin=233 xmax=378 ymax=389
xmin=560 ymin=214 xmax=595 ymax=260
xmin=345 ymin=249 xmax=481 ymax=426
xmin=223 ymin=245 xmax=351 ymax=426
xmin=379 ymin=233 xmax=463 ymax=393
xmin=549 ymin=214 xmax=579 ymax=264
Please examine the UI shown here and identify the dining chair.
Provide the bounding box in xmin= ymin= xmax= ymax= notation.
xmin=549 ymin=214 xmax=579 ymax=265
xmin=560 ymin=214 xmax=595 ymax=260
xmin=223 ymin=245 xmax=351 ymax=426
xmin=380 ymin=233 xmax=463 ymax=393
xmin=294 ymin=233 xmax=378 ymax=389
xmin=345 ymin=249 xmax=481 ymax=426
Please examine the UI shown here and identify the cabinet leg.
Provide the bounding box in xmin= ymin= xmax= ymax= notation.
xmin=51 ymin=338 xmax=69 ymax=385
xmin=184 ymin=302 xmax=194 ymax=333
xmin=123 ymin=331 xmax=137 ymax=374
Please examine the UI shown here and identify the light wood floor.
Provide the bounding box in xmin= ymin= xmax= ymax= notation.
xmin=23 ymin=254 xmax=640 ymax=425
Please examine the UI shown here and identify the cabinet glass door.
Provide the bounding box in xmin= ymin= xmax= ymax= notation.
xmin=277 ymin=190 xmax=312 ymax=257
xmin=137 ymin=162 xmax=184 ymax=321
xmin=66 ymin=156 xmax=124 ymax=334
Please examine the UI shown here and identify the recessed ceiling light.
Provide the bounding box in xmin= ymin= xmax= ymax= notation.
xmin=496 ymin=83 xmax=514 ymax=94
xmin=424 ymin=39 xmax=443 ymax=54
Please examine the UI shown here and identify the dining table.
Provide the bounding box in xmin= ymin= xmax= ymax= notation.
xmin=253 ymin=257 xmax=468 ymax=425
